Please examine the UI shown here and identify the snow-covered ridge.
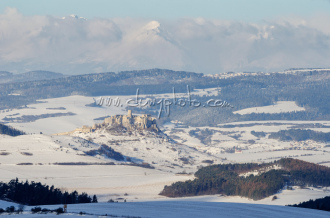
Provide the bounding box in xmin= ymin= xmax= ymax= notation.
xmin=284 ymin=68 xmax=330 ymax=73
xmin=207 ymin=68 xmax=330 ymax=79
xmin=233 ymin=101 xmax=305 ymax=115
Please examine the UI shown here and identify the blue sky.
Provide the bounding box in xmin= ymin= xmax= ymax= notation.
xmin=1 ymin=0 xmax=330 ymax=21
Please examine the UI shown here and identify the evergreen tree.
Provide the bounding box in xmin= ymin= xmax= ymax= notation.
xmin=92 ymin=195 xmax=98 ymax=203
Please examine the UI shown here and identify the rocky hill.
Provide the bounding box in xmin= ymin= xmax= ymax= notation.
xmin=60 ymin=110 xmax=160 ymax=135
xmin=57 ymin=110 xmax=222 ymax=172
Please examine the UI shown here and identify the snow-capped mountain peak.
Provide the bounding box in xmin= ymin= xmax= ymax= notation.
xmin=143 ymin=21 xmax=161 ymax=32
xmin=62 ymin=14 xmax=87 ymax=20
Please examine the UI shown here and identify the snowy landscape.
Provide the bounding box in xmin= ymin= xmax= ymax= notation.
xmin=0 ymin=79 xmax=330 ymax=217
xmin=1 ymin=1 xmax=330 ymax=216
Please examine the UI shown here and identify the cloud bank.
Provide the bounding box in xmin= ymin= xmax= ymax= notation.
xmin=1 ymin=8 xmax=330 ymax=74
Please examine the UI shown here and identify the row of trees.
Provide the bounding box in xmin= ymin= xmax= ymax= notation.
xmin=0 ymin=178 xmax=97 ymax=205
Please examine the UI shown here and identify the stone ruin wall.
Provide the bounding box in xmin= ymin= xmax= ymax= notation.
xmin=104 ymin=111 xmax=159 ymax=131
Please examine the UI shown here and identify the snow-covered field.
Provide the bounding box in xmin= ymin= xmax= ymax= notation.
xmin=163 ymin=121 xmax=330 ymax=166
xmin=0 ymin=134 xmax=192 ymax=201
xmin=0 ymin=164 xmax=191 ymax=202
xmin=0 ymin=95 xmax=126 ymax=135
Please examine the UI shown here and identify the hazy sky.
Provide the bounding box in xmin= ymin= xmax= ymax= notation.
xmin=1 ymin=0 xmax=330 ymax=21
xmin=1 ymin=0 xmax=330 ymax=74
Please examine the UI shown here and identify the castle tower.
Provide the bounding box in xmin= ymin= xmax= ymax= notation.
xmin=128 ymin=110 xmax=132 ymax=117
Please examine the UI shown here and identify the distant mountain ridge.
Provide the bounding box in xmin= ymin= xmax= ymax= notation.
xmin=0 ymin=68 xmax=212 ymax=109
xmin=0 ymin=70 xmax=64 ymax=84
xmin=0 ymin=68 xmax=329 ymax=126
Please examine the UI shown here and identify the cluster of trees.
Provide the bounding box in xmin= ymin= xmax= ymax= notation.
xmin=160 ymin=167 xmax=286 ymax=200
xmin=31 ymin=206 xmax=65 ymax=214
xmin=85 ymin=144 xmax=125 ymax=161
xmin=0 ymin=124 xmax=24 ymax=136
xmin=160 ymin=158 xmax=330 ymax=200
xmin=188 ymin=128 xmax=214 ymax=145
xmin=0 ymin=205 xmax=24 ymax=214
xmin=0 ymin=178 xmax=97 ymax=205
xmin=288 ymin=196 xmax=330 ymax=212
xmin=250 ymin=131 xmax=266 ymax=138
xmin=269 ymin=129 xmax=330 ymax=142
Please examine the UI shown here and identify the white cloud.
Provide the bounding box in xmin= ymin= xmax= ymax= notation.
xmin=1 ymin=8 xmax=330 ymax=74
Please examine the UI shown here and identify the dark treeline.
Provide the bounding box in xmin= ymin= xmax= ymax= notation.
xmin=0 ymin=178 xmax=97 ymax=205
xmin=0 ymin=124 xmax=24 ymax=136
xmin=269 ymin=129 xmax=330 ymax=142
xmin=288 ymin=196 xmax=330 ymax=212
xmin=160 ymin=158 xmax=330 ymax=200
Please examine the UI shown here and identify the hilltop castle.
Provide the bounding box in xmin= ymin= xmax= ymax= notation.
xmin=103 ymin=110 xmax=159 ymax=131
xmin=63 ymin=110 xmax=159 ymax=135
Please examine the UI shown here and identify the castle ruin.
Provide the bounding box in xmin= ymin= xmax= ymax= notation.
xmin=58 ymin=110 xmax=159 ymax=135
xmin=103 ymin=110 xmax=159 ymax=131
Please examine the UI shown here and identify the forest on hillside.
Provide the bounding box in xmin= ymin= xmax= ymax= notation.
xmin=160 ymin=158 xmax=330 ymax=200
xmin=0 ymin=124 xmax=24 ymax=136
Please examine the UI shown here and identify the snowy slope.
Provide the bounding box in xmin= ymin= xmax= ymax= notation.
xmin=0 ymin=133 xmax=193 ymax=201
xmin=67 ymin=126 xmax=222 ymax=173
xmin=0 ymin=134 xmax=113 ymax=165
